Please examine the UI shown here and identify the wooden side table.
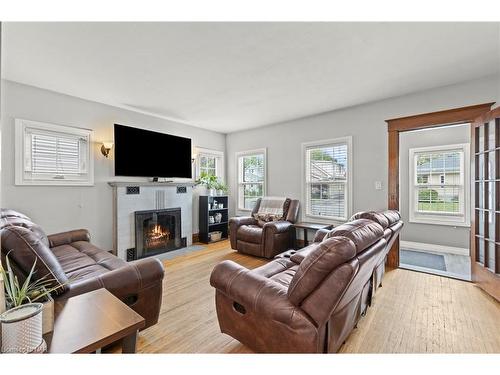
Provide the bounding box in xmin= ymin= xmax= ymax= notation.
xmin=43 ymin=288 xmax=145 ymax=353
xmin=293 ymin=222 xmax=333 ymax=248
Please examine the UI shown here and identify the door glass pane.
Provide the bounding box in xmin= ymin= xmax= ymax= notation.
xmin=488 ymin=211 xmax=496 ymax=241
xmin=487 ymin=182 xmax=495 ymax=211
xmin=478 ymin=238 xmax=485 ymax=264
xmin=479 ymin=125 xmax=485 ymax=152
xmin=489 ymin=121 xmax=496 ymax=150
xmin=478 ymin=154 xmax=484 ymax=180
xmin=487 ymin=241 xmax=496 ymax=272
xmin=478 ymin=211 xmax=484 ymax=236
xmin=488 ymin=151 xmax=496 ymax=180
xmin=478 ymin=182 xmax=484 ymax=209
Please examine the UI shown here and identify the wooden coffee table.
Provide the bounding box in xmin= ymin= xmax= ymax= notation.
xmin=293 ymin=222 xmax=334 ymax=248
xmin=43 ymin=288 xmax=145 ymax=353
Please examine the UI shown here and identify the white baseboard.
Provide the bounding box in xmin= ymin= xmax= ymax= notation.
xmin=400 ymin=240 xmax=469 ymax=257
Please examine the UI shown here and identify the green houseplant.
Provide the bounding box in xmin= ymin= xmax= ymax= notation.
xmin=196 ymin=172 xmax=219 ymax=195
xmin=1 ymin=253 xmax=66 ymax=334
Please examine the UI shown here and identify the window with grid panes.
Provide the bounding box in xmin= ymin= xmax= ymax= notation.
xmin=304 ymin=139 xmax=350 ymax=221
xmin=409 ymin=144 xmax=469 ymax=226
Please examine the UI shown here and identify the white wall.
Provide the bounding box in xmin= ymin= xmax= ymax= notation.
xmin=399 ymin=125 xmax=470 ymax=249
xmin=226 ymin=75 xmax=499 ymax=246
xmin=0 ymin=80 xmax=226 ymax=250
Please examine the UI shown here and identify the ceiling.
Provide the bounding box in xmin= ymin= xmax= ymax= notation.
xmin=2 ymin=22 xmax=499 ymax=133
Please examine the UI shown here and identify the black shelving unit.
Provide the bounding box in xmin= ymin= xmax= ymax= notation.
xmin=199 ymin=195 xmax=229 ymax=243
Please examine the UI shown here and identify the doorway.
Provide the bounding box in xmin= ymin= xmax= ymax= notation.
xmin=399 ymin=125 xmax=471 ymax=280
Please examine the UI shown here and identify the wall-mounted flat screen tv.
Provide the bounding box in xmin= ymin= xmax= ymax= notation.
xmin=114 ymin=124 xmax=192 ymax=179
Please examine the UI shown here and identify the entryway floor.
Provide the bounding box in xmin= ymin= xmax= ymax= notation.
xmin=400 ymin=248 xmax=471 ymax=281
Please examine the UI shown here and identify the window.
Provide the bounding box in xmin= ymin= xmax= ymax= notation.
xmin=236 ymin=149 xmax=266 ymax=210
xmin=409 ymin=143 xmax=470 ymax=226
xmin=302 ymin=137 xmax=352 ymax=222
xmin=195 ymin=148 xmax=224 ymax=179
xmin=15 ymin=119 xmax=93 ymax=186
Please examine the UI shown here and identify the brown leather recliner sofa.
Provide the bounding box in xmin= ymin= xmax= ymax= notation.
xmin=229 ymin=198 xmax=299 ymax=259
xmin=210 ymin=210 xmax=403 ymax=353
xmin=0 ymin=209 xmax=164 ymax=330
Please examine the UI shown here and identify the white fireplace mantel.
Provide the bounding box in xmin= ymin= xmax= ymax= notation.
xmin=109 ymin=181 xmax=193 ymax=260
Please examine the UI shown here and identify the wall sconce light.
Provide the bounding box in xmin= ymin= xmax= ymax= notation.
xmin=101 ymin=142 xmax=113 ymax=158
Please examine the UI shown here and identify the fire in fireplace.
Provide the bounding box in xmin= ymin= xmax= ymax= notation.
xmin=134 ymin=208 xmax=182 ymax=259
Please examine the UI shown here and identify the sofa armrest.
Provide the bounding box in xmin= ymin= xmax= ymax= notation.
xmin=229 ymin=216 xmax=257 ymax=249
xmin=263 ymin=220 xmax=292 ymax=234
xmin=65 ymin=257 xmax=164 ymax=299
xmin=229 ymin=216 xmax=257 ymax=227
xmin=48 ymin=229 xmax=91 ymax=247
xmin=210 ymin=260 xmax=301 ymax=324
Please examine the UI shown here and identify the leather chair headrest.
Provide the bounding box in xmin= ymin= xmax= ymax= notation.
xmin=0 ymin=209 xmax=31 ymax=221
xmin=324 ymin=219 xmax=384 ymax=253
xmin=288 ymin=236 xmax=356 ymax=305
xmin=350 ymin=211 xmax=389 ymax=229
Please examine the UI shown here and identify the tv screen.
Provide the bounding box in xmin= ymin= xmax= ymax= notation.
xmin=114 ymin=124 xmax=192 ymax=178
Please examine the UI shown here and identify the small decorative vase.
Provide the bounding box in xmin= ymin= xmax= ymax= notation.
xmin=215 ymin=213 xmax=223 ymax=223
xmin=209 ymin=216 xmax=215 ymax=224
xmin=208 ymin=188 xmax=216 ymax=196
xmin=0 ymin=303 xmax=44 ymax=353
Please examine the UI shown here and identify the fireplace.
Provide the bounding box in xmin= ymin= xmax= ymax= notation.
xmin=134 ymin=208 xmax=182 ymax=259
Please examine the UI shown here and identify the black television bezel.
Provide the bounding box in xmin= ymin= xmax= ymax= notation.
xmin=113 ymin=123 xmax=192 ymax=179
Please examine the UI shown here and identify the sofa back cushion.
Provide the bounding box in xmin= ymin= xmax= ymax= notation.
xmin=287 ymin=236 xmax=356 ymax=305
xmin=324 ymin=219 xmax=384 ymax=254
xmin=381 ymin=210 xmax=401 ymax=226
xmin=1 ymin=225 xmax=68 ymax=293
xmin=350 ymin=211 xmax=389 ymax=229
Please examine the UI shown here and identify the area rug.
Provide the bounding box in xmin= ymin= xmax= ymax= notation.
xmin=400 ymin=249 xmax=446 ymax=271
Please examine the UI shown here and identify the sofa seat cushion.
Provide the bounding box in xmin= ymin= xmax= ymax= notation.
xmin=51 ymin=241 xmax=126 ymax=279
xmin=269 ymin=265 xmax=298 ymax=288
xmin=237 ymin=225 xmax=263 ymax=244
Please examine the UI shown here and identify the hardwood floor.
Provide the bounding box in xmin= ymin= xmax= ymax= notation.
xmin=118 ymin=240 xmax=500 ymax=353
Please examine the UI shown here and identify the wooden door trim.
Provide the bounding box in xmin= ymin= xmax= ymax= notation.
xmin=387 ymin=102 xmax=495 ymax=132
xmin=386 ymin=102 xmax=495 ymax=268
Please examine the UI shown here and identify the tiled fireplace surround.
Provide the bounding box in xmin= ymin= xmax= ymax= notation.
xmin=109 ymin=182 xmax=193 ymax=260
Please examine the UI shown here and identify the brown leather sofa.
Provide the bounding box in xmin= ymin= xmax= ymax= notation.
xmin=0 ymin=209 xmax=164 ymax=330
xmin=210 ymin=210 xmax=403 ymax=353
xmin=229 ymin=198 xmax=299 ymax=259
xmin=314 ymin=210 xmax=403 ymax=293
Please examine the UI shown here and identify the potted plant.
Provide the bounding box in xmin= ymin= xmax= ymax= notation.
xmin=195 ymin=172 xmax=219 ymax=196
xmin=214 ymin=180 xmax=228 ymax=196
xmin=1 ymin=253 xmax=65 ymax=341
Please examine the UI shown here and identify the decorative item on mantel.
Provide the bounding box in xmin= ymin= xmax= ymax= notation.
xmin=0 ymin=254 xmax=66 ymax=353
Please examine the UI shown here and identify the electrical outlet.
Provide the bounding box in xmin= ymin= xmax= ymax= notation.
xmin=375 ymin=181 xmax=382 ymax=190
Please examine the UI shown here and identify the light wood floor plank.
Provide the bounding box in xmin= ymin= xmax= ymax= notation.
xmin=110 ymin=240 xmax=500 ymax=353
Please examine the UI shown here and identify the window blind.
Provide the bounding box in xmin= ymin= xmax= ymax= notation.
xmin=306 ymin=143 xmax=348 ymax=219
xmin=30 ymin=133 xmax=84 ymax=175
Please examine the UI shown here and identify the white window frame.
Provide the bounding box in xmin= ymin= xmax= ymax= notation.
xmin=301 ymin=136 xmax=353 ymax=224
xmin=194 ymin=147 xmax=224 ymax=181
xmin=236 ymin=148 xmax=267 ymax=212
xmin=409 ymin=143 xmax=470 ymax=227
xmin=15 ymin=118 xmax=94 ymax=186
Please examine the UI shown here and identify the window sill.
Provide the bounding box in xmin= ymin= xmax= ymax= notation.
xmin=15 ymin=180 xmax=94 ymax=187
xmin=303 ymin=214 xmax=347 ymax=225
xmin=409 ymin=217 xmax=470 ymax=228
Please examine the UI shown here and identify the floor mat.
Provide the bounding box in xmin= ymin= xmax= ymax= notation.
xmin=400 ymin=249 xmax=446 ymax=271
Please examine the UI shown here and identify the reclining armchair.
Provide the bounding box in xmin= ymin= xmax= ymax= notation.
xmin=229 ymin=197 xmax=299 ymax=259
